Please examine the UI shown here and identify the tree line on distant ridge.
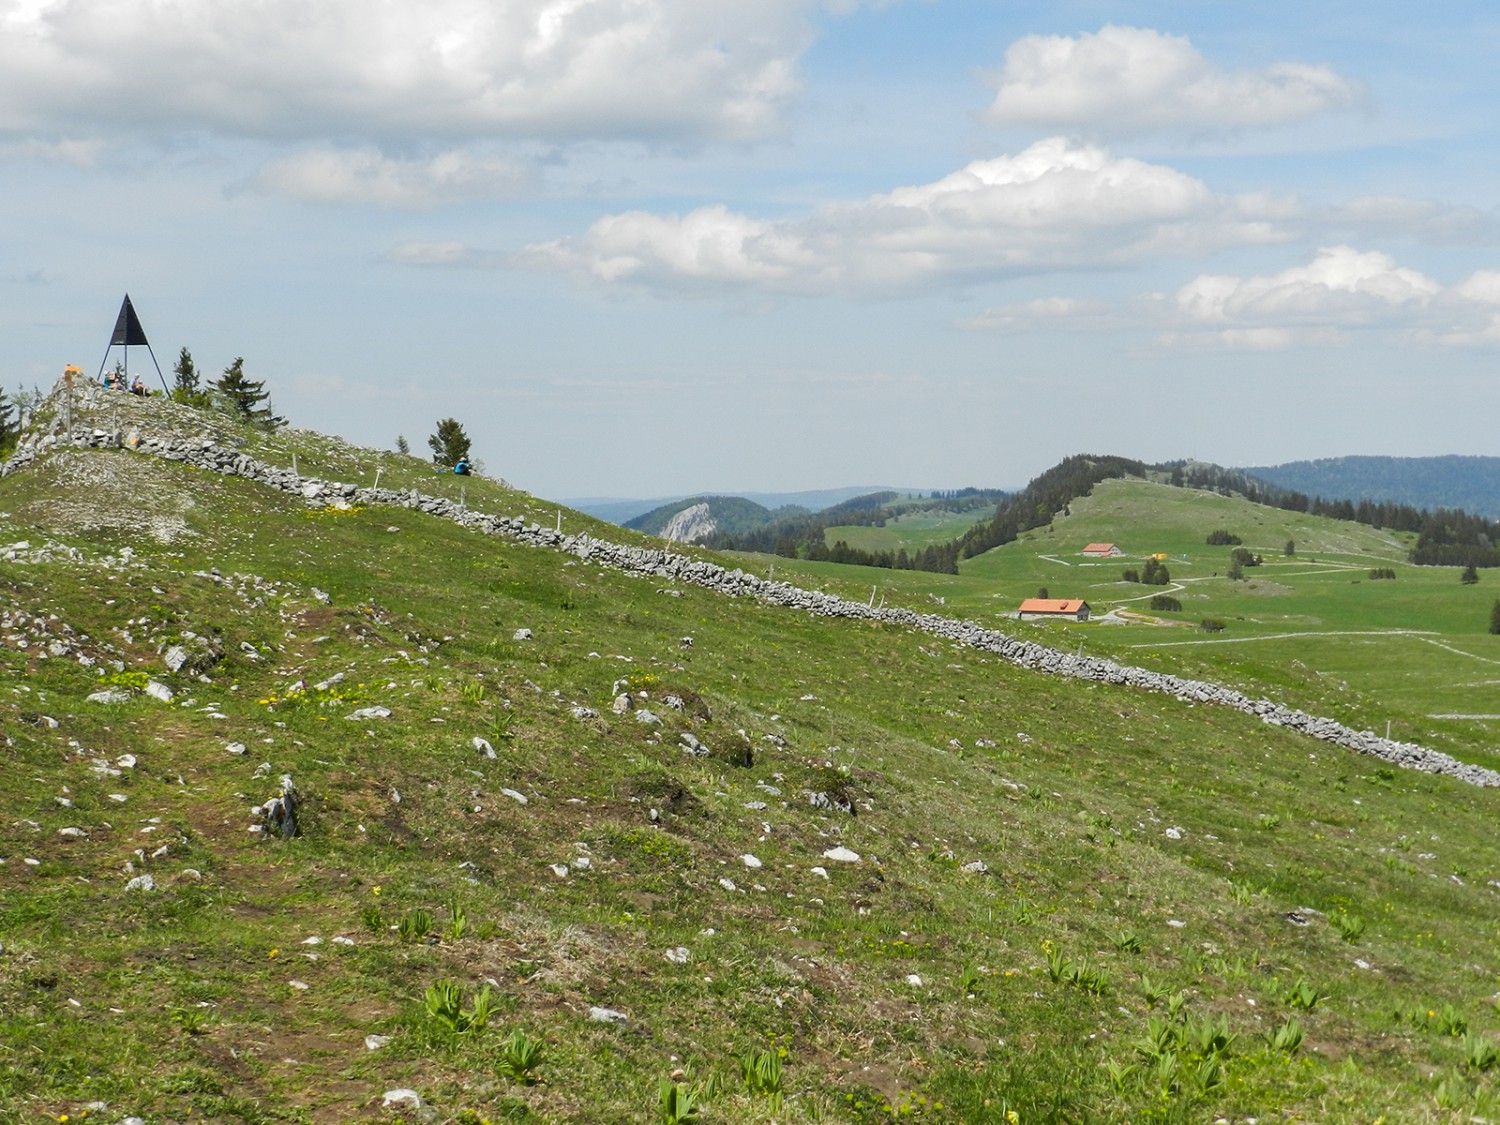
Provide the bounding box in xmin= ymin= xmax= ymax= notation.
xmin=710 ymin=453 xmax=1500 ymax=575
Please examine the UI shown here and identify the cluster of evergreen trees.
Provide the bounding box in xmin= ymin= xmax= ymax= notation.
xmin=172 ymin=348 xmax=284 ymax=430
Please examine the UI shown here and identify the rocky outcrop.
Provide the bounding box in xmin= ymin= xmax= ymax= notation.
xmin=658 ymin=502 xmax=715 ymax=543
xmin=7 ymin=380 xmax=1497 ymax=788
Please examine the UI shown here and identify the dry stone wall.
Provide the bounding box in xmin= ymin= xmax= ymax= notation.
xmin=6 ymin=384 xmax=1497 ymax=788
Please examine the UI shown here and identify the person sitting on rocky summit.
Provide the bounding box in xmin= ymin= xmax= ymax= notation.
xmin=130 ymin=375 xmax=147 ymax=396
xmin=454 ymin=459 xmax=471 ymax=476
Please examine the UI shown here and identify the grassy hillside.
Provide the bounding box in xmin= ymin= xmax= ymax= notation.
xmin=750 ymin=477 xmax=1500 ymax=773
xmin=3 ymin=392 xmax=1500 ymax=1124
xmin=822 ymin=508 xmax=992 ymax=555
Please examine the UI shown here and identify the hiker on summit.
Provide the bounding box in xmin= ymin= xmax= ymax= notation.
xmin=454 ymin=458 xmax=472 ymax=476
xmin=130 ymin=375 xmax=146 ymax=396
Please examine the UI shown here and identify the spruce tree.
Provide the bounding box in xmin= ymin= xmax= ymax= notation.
xmin=214 ymin=357 xmax=283 ymax=429
xmin=173 ymin=347 xmax=199 ymax=395
xmin=428 ymin=418 xmax=472 ymax=466
xmin=1461 ymin=565 xmax=1480 ymax=585
xmin=1491 ymin=599 xmax=1500 ymax=635
xmin=0 ymin=385 xmax=16 ymax=457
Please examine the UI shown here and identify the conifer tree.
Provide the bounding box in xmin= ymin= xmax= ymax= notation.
xmin=0 ymin=385 xmax=16 ymax=457
xmin=1491 ymin=599 xmax=1500 ymax=635
xmin=173 ymin=347 xmax=199 ymax=395
xmin=172 ymin=347 xmax=210 ymax=407
xmin=214 ymin=357 xmax=283 ymax=429
xmin=428 ymin=418 xmax=472 ymax=466
xmin=1461 ymin=564 xmax=1480 ymax=585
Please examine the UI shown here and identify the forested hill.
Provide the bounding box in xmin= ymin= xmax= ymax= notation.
xmin=623 ymin=495 xmax=806 ymax=541
xmin=1244 ymin=455 xmax=1500 ymax=519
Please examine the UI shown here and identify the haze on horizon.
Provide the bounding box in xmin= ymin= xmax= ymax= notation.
xmin=4 ymin=1 xmax=1499 ymax=500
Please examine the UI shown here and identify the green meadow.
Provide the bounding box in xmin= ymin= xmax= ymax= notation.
xmin=746 ymin=478 xmax=1500 ymax=772
xmin=3 ymin=399 xmax=1499 ymax=1123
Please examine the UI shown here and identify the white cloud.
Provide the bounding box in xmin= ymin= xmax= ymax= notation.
xmin=1175 ymin=246 xmax=1440 ymax=326
xmin=253 ymin=148 xmax=534 ymax=207
xmin=1434 ymin=269 xmax=1500 ymax=345
xmin=984 ymin=25 xmax=1361 ymax=137
xmin=507 ymin=138 xmax=1296 ymax=295
xmin=963 ymin=246 xmax=1500 ymax=353
xmin=0 ymin=0 xmax=820 ymax=146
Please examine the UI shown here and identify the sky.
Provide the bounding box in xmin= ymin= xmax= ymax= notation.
xmin=4 ymin=0 xmax=1500 ymax=500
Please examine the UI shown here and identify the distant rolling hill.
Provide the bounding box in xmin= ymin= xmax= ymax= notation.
xmin=624 ymin=494 xmax=804 ymax=542
xmin=564 ymin=485 xmax=914 ymax=527
xmin=1243 ymin=455 xmax=1500 ymax=518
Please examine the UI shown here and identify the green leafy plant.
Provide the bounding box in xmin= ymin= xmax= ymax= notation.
xmin=1067 ymin=957 xmax=1110 ymax=996
xmin=1191 ymin=1054 xmax=1225 ymax=1094
xmin=1153 ymin=1051 xmax=1181 ymax=1098
xmin=1140 ymin=976 xmax=1170 ymax=1009
xmin=1165 ymin=990 xmax=1188 ymax=1020
xmin=1043 ymin=942 xmax=1068 ymax=983
xmin=1329 ymin=910 xmax=1366 ymax=942
xmin=1184 ymin=1013 xmax=1236 ymax=1058
xmin=497 ymin=1028 xmax=546 ymax=1085
xmin=423 ymin=981 xmax=494 ymax=1035
xmin=1463 ymin=1032 xmax=1499 ymax=1072
xmin=460 ymin=680 xmax=487 ymax=703
xmin=958 ymin=964 xmax=983 ymax=996
xmin=1266 ymin=1016 xmax=1305 ymax=1055
xmin=658 ymin=1078 xmax=702 ymax=1124
xmin=490 ymin=708 xmax=516 ymax=742
xmin=1424 ymin=1004 xmax=1469 ymax=1037
xmin=1435 ymin=1075 xmax=1471 ymax=1111
xmin=171 ymin=1007 xmax=208 ymax=1035
xmin=1135 ymin=1017 xmax=1180 ymax=1061
xmin=399 ymin=907 xmax=433 ymax=943
xmin=1284 ymin=980 xmax=1323 ymax=1012
xmin=1111 ymin=931 xmax=1143 ymax=954
xmin=1258 ymin=812 xmax=1281 ymax=830
xmin=741 ymin=1049 xmax=785 ymax=1109
xmin=446 ymin=900 xmax=469 ymax=942
xmin=1103 ymin=1058 xmax=1137 ymax=1095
